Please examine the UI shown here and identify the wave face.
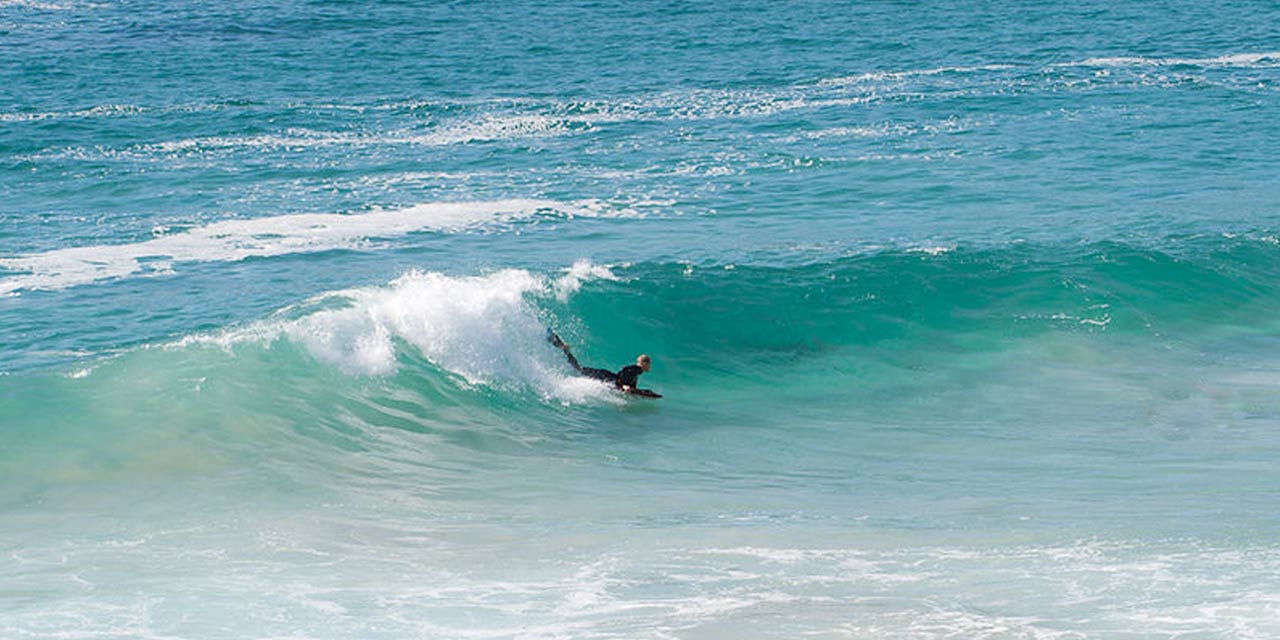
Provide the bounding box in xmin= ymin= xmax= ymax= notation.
xmin=5 ymin=0 xmax=1280 ymax=637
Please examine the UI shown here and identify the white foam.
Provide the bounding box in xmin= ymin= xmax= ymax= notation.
xmin=785 ymin=123 xmax=916 ymax=141
xmin=0 ymin=103 xmax=143 ymax=122
xmin=552 ymin=259 xmax=620 ymax=301
xmin=145 ymin=130 xmax=363 ymax=153
xmin=13 ymin=114 xmax=591 ymax=161
xmin=908 ymin=244 xmax=954 ymax=256
xmin=8 ymin=51 xmax=1275 ymax=134
xmin=182 ymin=265 xmax=624 ymax=402
xmin=0 ymin=0 xmax=89 ymax=9
xmin=815 ymin=64 xmax=1015 ymax=87
xmin=1071 ymin=52 xmax=1280 ymax=68
xmin=414 ymin=114 xmax=586 ymax=146
xmin=0 ymin=199 xmax=567 ymax=294
xmin=138 ymin=115 xmax=585 ymax=154
xmin=812 ymin=52 xmax=1280 ymax=91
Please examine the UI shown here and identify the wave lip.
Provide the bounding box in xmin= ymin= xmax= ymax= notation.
xmin=0 ymin=199 xmax=574 ymax=295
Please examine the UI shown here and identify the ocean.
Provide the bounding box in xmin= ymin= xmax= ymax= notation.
xmin=3 ymin=1 xmax=1280 ymax=637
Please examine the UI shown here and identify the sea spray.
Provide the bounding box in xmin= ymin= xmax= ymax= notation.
xmin=164 ymin=262 xmax=627 ymax=401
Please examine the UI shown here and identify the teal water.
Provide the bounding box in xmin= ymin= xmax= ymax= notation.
xmin=4 ymin=1 xmax=1280 ymax=637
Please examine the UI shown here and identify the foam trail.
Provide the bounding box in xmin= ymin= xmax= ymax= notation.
xmin=814 ymin=64 xmax=1015 ymax=86
xmin=1072 ymin=52 xmax=1280 ymax=68
xmin=815 ymin=51 xmax=1280 ymax=89
xmin=0 ymin=200 xmax=568 ymax=295
xmin=0 ymin=0 xmax=83 ymax=8
xmin=0 ymin=104 xmax=146 ymax=123
xmin=138 ymin=115 xmax=587 ymax=154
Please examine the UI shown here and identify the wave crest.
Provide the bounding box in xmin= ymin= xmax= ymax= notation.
xmin=181 ymin=263 xmax=625 ymax=403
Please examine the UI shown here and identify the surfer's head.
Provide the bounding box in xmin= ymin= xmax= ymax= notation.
xmin=637 ymin=354 xmax=651 ymax=372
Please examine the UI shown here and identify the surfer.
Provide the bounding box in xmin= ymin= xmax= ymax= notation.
xmin=547 ymin=330 xmax=657 ymax=396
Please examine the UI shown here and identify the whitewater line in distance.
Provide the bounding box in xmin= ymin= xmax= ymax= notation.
xmin=0 ymin=199 xmax=593 ymax=295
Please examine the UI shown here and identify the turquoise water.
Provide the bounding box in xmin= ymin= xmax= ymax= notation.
xmin=4 ymin=1 xmax=1280 ymax=637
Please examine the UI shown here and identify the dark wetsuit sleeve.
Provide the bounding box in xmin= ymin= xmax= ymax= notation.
xmin=581 ymin=367 xmax=618 ymax=384
xmin=616 ymin=365 xmax=642 ymax=388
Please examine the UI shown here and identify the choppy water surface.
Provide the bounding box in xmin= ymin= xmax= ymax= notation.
xmin=3 ymin=1 xmax=1280 ymax=637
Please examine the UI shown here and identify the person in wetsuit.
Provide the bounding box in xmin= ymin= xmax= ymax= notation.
xmin=548 ymin=330 xmax=651 ymax=392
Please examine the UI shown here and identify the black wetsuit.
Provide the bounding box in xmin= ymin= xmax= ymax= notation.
xmin=551 ymin=332 xmax=642 ymax=389
xmin=578 ymin=363 xmax=641 ymax=388
xmin=615 ymin=364 xmax=643 ymax=389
